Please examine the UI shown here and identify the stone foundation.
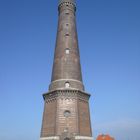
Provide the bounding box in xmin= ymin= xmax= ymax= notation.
xmin=40 ymin=136 xmax=93 ymax=140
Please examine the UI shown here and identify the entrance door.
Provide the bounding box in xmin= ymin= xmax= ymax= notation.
xmin=64 ymin=137 xmax=70 ymax=140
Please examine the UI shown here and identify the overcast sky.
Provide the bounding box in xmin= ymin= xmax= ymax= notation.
xmin=0 ymin=0 xmax=140 ymax=140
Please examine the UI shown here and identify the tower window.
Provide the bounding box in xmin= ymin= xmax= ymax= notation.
xmin=65 ymin=12 xmax=69 ymax=15
xmin=64 ymin=110 xmax=71 ymax=117
xmin=65 ymin=48 xmax=70 ymax=54
xmin=64 ymin=128 xmax=68 ymax=132
xmin=65 ymin=82 xmax=70 ymax=88
xmin=64 ymin=138 xmax=70 ymax=140
xmin=65 ymin=33 xmax=69 ymax=37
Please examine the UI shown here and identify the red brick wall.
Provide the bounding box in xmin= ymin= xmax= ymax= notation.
xmin=56 ymin=98 xmax=78 ymax=136
xmin=78 ymin=100 xmax=92 ymax=136
xmin=41 ymin=100 xmax=57 ymax=137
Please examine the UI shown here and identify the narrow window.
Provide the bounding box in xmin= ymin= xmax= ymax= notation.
xmin=64 ymin=128 xmax=68 ymax=132
xmin=65 ymin=48 xmax=70 ymax=54
xmin=65 ymin=33 xmax=69 ymax=37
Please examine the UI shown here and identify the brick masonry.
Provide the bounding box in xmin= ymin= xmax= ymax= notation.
xmin=40 ymin=0 xmax=93 ymax=139
xmin=40 ymin=90 xmax=92 ymax=139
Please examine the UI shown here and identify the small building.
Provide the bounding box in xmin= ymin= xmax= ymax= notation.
xmin=96 ymin=134 xmax=114 ymax=140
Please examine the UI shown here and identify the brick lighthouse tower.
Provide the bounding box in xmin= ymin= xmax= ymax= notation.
xmin=40 ymin=0 xmax=93 ymax=140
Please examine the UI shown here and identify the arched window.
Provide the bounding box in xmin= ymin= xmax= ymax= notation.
xmin=65 ymin=48 xmax=70 ymax=54
xmin=65 ymin=82 xmax=70 ymax=88
xmin=64 ymin=110 xmax=71 ymax=117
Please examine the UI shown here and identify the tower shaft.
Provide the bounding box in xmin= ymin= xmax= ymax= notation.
xmin=50 ymin=0 xmax=84 ymax=91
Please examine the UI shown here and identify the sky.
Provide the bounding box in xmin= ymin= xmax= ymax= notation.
xmin=0 ymin=0 xmax=140 ymax=140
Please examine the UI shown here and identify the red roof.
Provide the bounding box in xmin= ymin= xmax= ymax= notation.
xmin=96 ymin=134 xmax=114 ymax=140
